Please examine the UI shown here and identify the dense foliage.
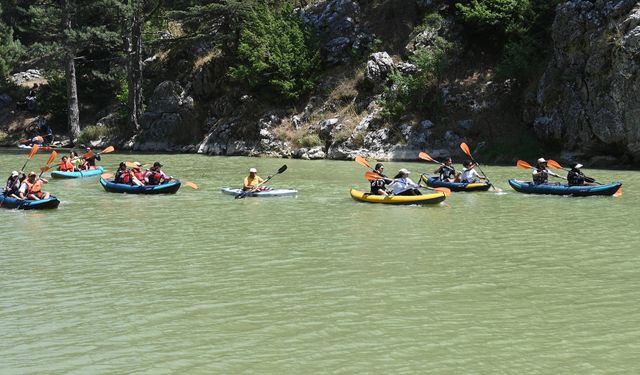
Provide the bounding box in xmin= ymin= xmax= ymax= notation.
xmin=228 ymin=4 xmax=320 ymax=100
xmin=0 ymin=4 xmax=22 ymax=79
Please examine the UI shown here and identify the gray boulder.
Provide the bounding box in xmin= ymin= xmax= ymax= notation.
xmin=365 ymin=52 xmax=395 ymax=84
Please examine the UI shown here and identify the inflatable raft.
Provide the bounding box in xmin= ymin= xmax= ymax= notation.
xmin=422 ymin=175 xmax=491 ymax=192
xmin=0 ymin=190 xmax=60 ymax=209
xmin=350 ymin=189 xmax=445 ymax=205
xmin=99 ymin=178 xmax=181 ymax=194
xmin=508 ymin=179 xmax=622 ymax=196
xmin=51 ymin=166 xmax=104 ymax=179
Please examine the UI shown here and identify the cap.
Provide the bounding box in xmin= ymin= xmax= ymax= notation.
xmin=399 ymin=168 xmax=410 ymax=175
xmin=153 ymin=161 xmax=163 ymax=168
xmin=249 ymin=168 xmax=257 ymax=173
xmin=537 ymin=158 xmax=547 ymax=163
xmin=572 ymin=163 xmax=583 ymax=169
xmin=28 ymin=171 xmax=36 ymax=176
xmin=11 ymin=170 xmax=19 ymax=177
xmin=133 ymin=161 xmax=141 ymax=167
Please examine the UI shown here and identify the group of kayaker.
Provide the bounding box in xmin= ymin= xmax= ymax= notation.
xmin=114 ymin=161 xmax=172 ymax=186
xmin=433 ymin=157 xmax=487 ymax=184
xmin=369 ymin=163 xmax=423 ymax=196
xmin=57 ymin=149 xmax=101 ymax=172
xmin=532 ymin=158 xmax=591 ymax=186
xmin=3 ymin=170 xmax=50 ymax=200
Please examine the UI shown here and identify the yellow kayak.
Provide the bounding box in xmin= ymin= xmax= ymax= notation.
xmin=349 ymin=189 xmax=446 ymax=205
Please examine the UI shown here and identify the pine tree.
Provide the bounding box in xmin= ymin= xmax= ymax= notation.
xmin=0 ymin=3 xmax=23 ymax=78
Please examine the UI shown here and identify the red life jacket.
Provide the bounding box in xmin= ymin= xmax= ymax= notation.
xmin=147 ymin=171 xmax=161 ymax=185
xmin=133 ymin=170 xmax=145 ymax=181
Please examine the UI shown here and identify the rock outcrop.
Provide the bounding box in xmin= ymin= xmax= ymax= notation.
xmin=534 ymin=0 xmax=640 ymax=162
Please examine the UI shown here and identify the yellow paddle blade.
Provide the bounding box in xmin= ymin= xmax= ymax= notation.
xmin=460 ymin=142 xmax=471 ymax=157
xmin=185 ymin=181 xmax=199 ymax=189
xmin=101 ymin=146 xmax=115 ymax=154
xmin=418 ymin=151 xmax=435 ymax=162
xmin=516 ymin=160 xmax=532 ymax=169
xmin=547 ymin=159 xmax=563 ymax=170
xmin=355 ymin=156 xmax=371 ymax=169
xmin=101 ymin=173 xmax=114 ymax=179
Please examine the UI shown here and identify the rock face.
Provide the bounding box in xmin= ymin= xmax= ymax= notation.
xmin=534 ymin=0 xmax=640 ymax=161
xmin=136 ymin=81 xmax=199 ymax=150
xmin=300 ymin=0 xmax=371 ymax=65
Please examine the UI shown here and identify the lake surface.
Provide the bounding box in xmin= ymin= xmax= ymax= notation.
xmin=1 ymin=150 xmax=639 ymax=374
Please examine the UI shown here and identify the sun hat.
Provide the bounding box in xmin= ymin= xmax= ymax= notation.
xmin=249 ymin=168 xmax=257 ymax=173
xmin=11 ymin=170 xmax=19 ymax=177
xmin=572 ymin=163 xmax=583 ymax=169
xmin=399 ymin=168 xmax=410 ymax=175
xmin=28 ymin=171 xmax=36 ymax=176
xmin=537 ymin=158 xmax=547 ymax=163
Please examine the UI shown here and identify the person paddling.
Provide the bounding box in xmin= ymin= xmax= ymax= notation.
xmin=370 ymin=162 xmax=393 ymax=196
xmin=243 ymin=167 xmax=268 ymax=191
xmin=145 ymin=162 xmax=172 ymax=185
xmin=25 ymin=171 xmax=50 ymax=200
xmin=83 ymin=147 xmax=101 ymax=170
xmin=130 ymin=162 xmax=145 ymax=186
xmin=532 ymin=158 xmax=560 ymax=185
xmin=433 ymin=157 xmax=458 ymax=182
xmin=567 ymin=163 xmax=592 ymax=186
xmin=3 ymin=171 xmax=21 ymax=196
xmin=459 ymin=160 xmax=486 ymax=183
xmin=69 ymin=151 xmax=82 ymax=171
xmin=57 ymin=155 xmax=75 ymax=172
xmin=114 ymin=162 xmax=131 ymax=184
xmin=389 ymin=168 xmax=422 ymax=196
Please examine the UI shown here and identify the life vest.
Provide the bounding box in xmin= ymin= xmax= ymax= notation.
xmin=533 ymin=168 xmax=548 ymax=185
xmin=439 ymin=165 xmax=456 ymax=180
xmin=24 ymin=180 xmax=43 ymax=198
xmin=147 ymin=171 xmax=162 ymax=185
xmin=115 ymin=169 xmax=130 ymax=184
xmin=567 ymin=170 xmax=585 ymax=186
xmin=133 ymin=170 xmax=145 ymax=181
xmin=58 ymin=160 xmax=74 ymax=172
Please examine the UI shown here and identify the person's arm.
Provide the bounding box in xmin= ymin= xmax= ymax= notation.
xmin=434 ymin=165 xmax=442 ymax=174
xmin=243 ymin=177 xmax=252 ymax=190
xmin=547 ymin=169 xmax=560 ymax=178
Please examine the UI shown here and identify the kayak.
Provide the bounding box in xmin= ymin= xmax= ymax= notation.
xmin=350 ymin=189 xmax=446 ymax=205
xmin=422 ymin=175 xmax=491 ymax=192
xmin=0 ymin=190 xmax=60 ymax=209
xmin=508 ymin=179 xmax=622 ymax=196
xmin=51 ymin=166 xmax=104 ymax=179
xmin=220 ymin=187 xmax=298 ymax=197
xmin=99 ymin=178 xmax=181 ymax=194
xmin=18 ymin=144 xmax=55 ymax=151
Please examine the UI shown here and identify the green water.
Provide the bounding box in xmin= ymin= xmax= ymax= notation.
xmin=1 ymin=150 xmax=639 ymax=374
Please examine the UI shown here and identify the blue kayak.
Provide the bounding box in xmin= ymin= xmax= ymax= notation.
xmin=51 ymin=166 xmax=104 ymax=179
xmin=508 ymin=179 xmax=622 ymax=196
xmin=99 ymin=178 xmax=181 ymax=194
xmin=0 ymin=190 xmax=60 ymax=209
xmin=421 ymin=175 xmax=492 ymax=192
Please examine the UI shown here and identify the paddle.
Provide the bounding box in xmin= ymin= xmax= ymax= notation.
xmin=20 ymin=144 xmax=39 ymax=171
xmin=38 ymin=151 xmax=58 ymax=177
xmin=364 ymin=172 xmax=451 ymax=196
xmin=83 ymin=145 xmax=115 ymax=160
xmin=184 ymin=181 xmax=199 ymax=189
xmin=516 ymin=160 xmax=566 ymax=180
xmin=547 ymin=159 xmax=622 ymax=197
xmin=459 ymin=142 xmax=502 ymax=192
xmin=235 ymin=165 xmax=287 ymax=199
xmin=101 ymin=173 xmax=114 ymax=179
xmin=418 ymin=151 xmax=444 ymax=164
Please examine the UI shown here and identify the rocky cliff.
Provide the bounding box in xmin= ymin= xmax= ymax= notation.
xmin=532 ymin=0 xmax=640 ymax=164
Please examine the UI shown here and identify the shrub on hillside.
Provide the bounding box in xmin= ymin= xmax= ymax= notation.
xmin=229 ymin=4 xmax=321 ymax=101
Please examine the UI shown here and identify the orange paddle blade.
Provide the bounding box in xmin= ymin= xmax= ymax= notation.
xmin=46 ymin=150 xmax=58 ymax=165
xmin=418 ymin=152 xmax=435 ymax=162
xmin=516 ymin=160 xmax=533 ymax=169
xmin=185 ymin=181 xmax=199 ymax=189
xmin=614 ymin=188 xmax=623 ymax=197
xmin=460 ymin=142 xmax=471 ymax=157
xmin=125 ymin=161 xmax=143 ymax=169
xmin=40 ymin=165 xmax=52 ymax=173
xmin=434 ymin=187 xmax=452 ymax=196
xmin=28 ymin=144 xmax=39 ymax=158
xmin=101 ymin=173 xmax=114 ymax=179
xmin=83 ymin=150 xmax=94 ymax=159
xmin=355 ymin=156 xmax=371 ymax=169
xmin=101 ymin=146 xmax=115 ymax=154
xmin=547 ymin=159 xmax=563 ymax=170
xmin=364 ymin=171 xmax=383 ymax=181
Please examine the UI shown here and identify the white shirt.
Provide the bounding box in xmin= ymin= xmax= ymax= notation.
xmin=460 ymin=168 xmax=480 ymax=183
xmin=390 ymin=177 xmax=419 ymax=195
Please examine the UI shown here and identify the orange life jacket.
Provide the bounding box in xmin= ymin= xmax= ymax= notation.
xmin=133 ymin=170 xmax=145 ymax=181
xmin=58 ymin=160 xmax=74 ymax=172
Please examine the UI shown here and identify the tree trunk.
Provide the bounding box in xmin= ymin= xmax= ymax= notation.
xmin=63 ymin=0 xmax=80 ymax=141
xmin=127 ymin=1 xmax=143 ymax=132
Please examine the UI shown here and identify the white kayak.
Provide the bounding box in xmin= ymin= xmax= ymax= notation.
xmin=220 ymin=187 xmax=298 ymax=197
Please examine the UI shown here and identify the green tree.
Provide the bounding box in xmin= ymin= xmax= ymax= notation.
xmin=228 ymin=3 xmax=320 ymax=100
xmin=0 ymin=4 xmax=23 ymax=78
